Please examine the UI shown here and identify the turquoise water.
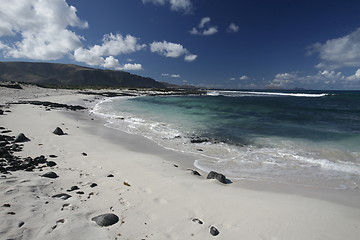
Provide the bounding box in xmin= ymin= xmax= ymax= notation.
xmin=92 ymin=90 xmax=360 ymax=189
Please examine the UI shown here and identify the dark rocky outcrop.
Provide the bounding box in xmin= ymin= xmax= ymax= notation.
xmin=14 ymin=133 xmax=30 ymax=143
xmin=207 ymin=171 xmax=228 ymax=184
xmin=15 ymin=101 xmax=86 ymax=111
xmin=210 ymin=226 xmax=220 ymax=236
xmin=41 ymin=171 xmax=59 ymax=179
xmin=53 ymin=127 xmax=65 ymax=135
xmin=52 ymin=193 xmax=72 ymax=200
xmin=188 ymin=169 xmax=202 ymax=176
xmin=91 ymin=213 xmax=119 ymax=227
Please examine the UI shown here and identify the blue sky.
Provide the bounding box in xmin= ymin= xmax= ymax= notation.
xmin=1 ymin=0 xmax=360 ymax=89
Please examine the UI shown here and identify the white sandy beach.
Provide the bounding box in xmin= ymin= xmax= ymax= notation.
xmin=1 ymin=85 xmax=360 ymax=240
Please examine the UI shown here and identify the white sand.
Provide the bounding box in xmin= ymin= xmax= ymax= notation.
xmin=1 ymin=85 xmax=360 ymax=240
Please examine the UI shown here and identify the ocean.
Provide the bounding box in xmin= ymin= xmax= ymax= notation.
xmin=92 ymin=90 xmax=360 ymax=189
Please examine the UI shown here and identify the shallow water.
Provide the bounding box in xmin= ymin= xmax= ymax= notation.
xmin=92 ymin=90 xmax=360 ymax=189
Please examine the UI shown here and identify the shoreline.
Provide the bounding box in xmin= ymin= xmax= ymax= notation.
xmin=1 ymin=85 xmax=360 ymax=239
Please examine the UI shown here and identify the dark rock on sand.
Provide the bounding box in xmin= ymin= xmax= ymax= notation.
xmin=91 ymin=213 xmax=119 ymax=227
xmin=35 ymin=155 xmax=47 ymax=164
xmin=14 ymin=133 xmax=30 ymax=143
xmin=41 ymin=171 xmax=59 ymax=179
xmin=16 ymin=101 xmax=86 ymax=111
xmin=207 ymin=171 xmax=228 ymax=184
xmin=2 ymin=203 xmax=11 ymax=207
xmin=210 ymin=226 xmax=220 ymax=236
xmin=46 ymin=161 xmax=57 ymax=167
xmin=90 ymin=183 xmax=98 ymax=188
xmin=188 ymin=169 xmax=202 ymax=176
xmin=52 ymin=193 xmax=72 ymax=200
xmin=107 ymin=174 xmax=114 ymax=178
xmin=67 ymin=186 xmax=80 ymax=192
xmin=82 ymin=152 xmax=88 ymax=156
xmin=49 ymin=155 xmax=57 ymax=158
xmin=192 ymin=218 xmax=203 ymax=224
xmin=190 ymin=137 xmax=210 ymax=144
xmin=53 ymin=127 xmax=65 ymax=135
xmin=0 ymin=109 xmax=3 ymax=115
xmin=18 ymin=221 xmax=25 ymax=228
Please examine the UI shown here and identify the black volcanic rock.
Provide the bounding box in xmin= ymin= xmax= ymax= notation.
xmin=41 ymin=171 xmax=59 ymax=179
xmin=207 ymin=171 xmax=227 ymax=184
xmin=14 ymin=133 xmax=30 ymax=143
xmin=91 ymin=213 xmax=119 ymax=227
xmin=210 ymin=226 xmax=220 ymax=236
xmin=53 ymin=127 xmax=65 ymax=135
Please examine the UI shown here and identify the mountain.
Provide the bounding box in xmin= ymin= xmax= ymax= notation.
xmin=0 ymin=61 xmax=167 ymax=88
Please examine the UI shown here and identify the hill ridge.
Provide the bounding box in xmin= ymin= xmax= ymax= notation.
xmin=0 ymin=61 xmax=166 ymax=88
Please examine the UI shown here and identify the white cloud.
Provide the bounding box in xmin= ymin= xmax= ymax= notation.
xmin=267 ymin=70 xmax=360 ymax=89
xmin=184 ymin=53 xmax=197 ymax=62
xmin=239 ymin=75 xmax=249 ymax=80
xmin=308 ymin=28 xmax=360 ymax=70
xmin=74 ymin=33 xmax=145 ymax=70
xmin=227 ymin=23 xmax=239 ymax=33
xmin=0 ymin=0 xmax=88 ymax=60
xmin=142 ymin=0 xmax=193 ymax=13
xmin=190 ymin=17 xmax=218 ymax=36
xmin=150 ymin=40 xmax=197 ymax=61
xmin=162 ymin=73 xmax=181 ymax=78
xmin=347 ymin=69 xmax=360 ymax=81
xmin=122 ymin=63 xmax=143 ymax=71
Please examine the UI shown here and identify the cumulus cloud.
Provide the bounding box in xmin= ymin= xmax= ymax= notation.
xmin=239 ymin=75 xmax=249 ymax=80
xmin=0 ymin=0 xmax=88 ymax=60
xmin=268 ymin=70 xmax=360 ymax=89
xmin=74 ymin=33 xmax=145 ymax=70
xmin=190 ymin=17 xmax=218 ymax=36
xmin=227 ymin=23 xmax=239 ymax=33
xmin=162 ymin=73 xmax=181 ymax=78
xmin=308 ymin=28 xmax=360 ymax=70
xmin=150 ymin=41 xmax=197 ymax=61
xmin=142 ymin=0 xmax=193 ymax=13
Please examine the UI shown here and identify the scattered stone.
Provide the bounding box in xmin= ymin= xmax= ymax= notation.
xmin=0 ymin=109 xmax=3 ymax=115
xmin=52 ymin=193 xmax=72 ymax=200
xmin=41 ymin=171 xmax=59 ymax=179
xmin=46 ymin=161 xmax=57 ymax=167
xmin=7 ymin=212 xmax=16 ymax=215
xmin=82 ymin=152 xmax=87 ymax=156
xmin=35 ymin=155 xmax=47 ymax=164
xmin=210 ymin=226 xmax=220 ymax=236
xmin=123 ymin=182 xmax=131 ymax=187
xmin=107 ymin=174 xmax=114 ymax=178
xmin=15 ymin=101 xmax=87 ymax=111
xmin=173 ymin=164 xmax=178 ymax=168
xmin=188 ymin=169 xmax=202 ymax=176
xmin=56 ymin=219 xmax=65 ymax=224
xmin=14 ymin=133 xmax=30 ymax=143
xmin=91 ymin=213 xmax=119 ymax=227
xmin=53 ymin=127 xmax=65 ymax=136
xmin=18 ymin=221 xmax=25 ymax=228
xmin=76 ymin=191 xmax=85 ymax=195
xmin=2 ymin=203 xmax=11 ymax=207
xmin=67 ymin=186 xmax=80 ymax=192
xmin=207 ymin=171 xmax=227 ymax=184
xmin=49 ymin=155 xmax=57 ymax=158
xmin=90 ymin=183 xmax=98 ymax=188
xmin=192 ymin=218 xmax=203 ymax=224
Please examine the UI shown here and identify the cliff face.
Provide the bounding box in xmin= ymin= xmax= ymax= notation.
xmin=0 ymin=62 xmax=166 ymax=88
